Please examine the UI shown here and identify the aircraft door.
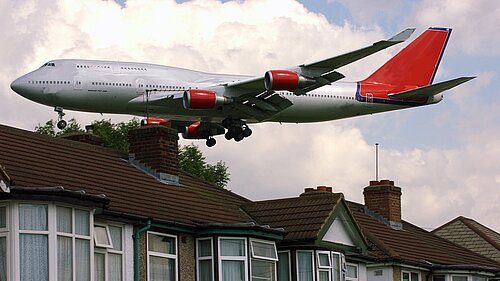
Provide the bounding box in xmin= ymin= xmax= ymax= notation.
xmin=74 ymin=76 xmax=83 ymax=90
xmin=136 ymin=78 xmax=145 ymax=95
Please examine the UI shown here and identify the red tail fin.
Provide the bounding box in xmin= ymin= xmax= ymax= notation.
xmin=363 ymin=27 xmax=451 ymax=86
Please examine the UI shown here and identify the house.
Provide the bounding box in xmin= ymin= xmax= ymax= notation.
xmin=433 ymin=217 xmax=500 ymax=264
xmin=0 ymin=123 xmax=498 ymax=281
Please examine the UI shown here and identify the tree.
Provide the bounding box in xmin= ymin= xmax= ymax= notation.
xmin=34 ymin=118 xmax=230 ymax=187
xmin=178 ymin=144 xmax=230 ymax=188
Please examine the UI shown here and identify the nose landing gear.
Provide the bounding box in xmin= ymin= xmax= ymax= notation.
xmin=54 ymin=106 xmax=67 ymax=130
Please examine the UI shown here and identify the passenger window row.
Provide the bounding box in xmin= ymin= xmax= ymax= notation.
xmin=91 ymin=82 xmax=132 ymax=87
xmin=28 ymin=80 xmax=70 ymax=85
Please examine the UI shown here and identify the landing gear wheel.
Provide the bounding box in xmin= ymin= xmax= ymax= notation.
xmin=224 ymin=132 xmax=233 ymax=140
xmin=206 ymin=138 xmax=216 ymax=147
xmin=57 ymin=119 xmax=67 ymax=130
xmin=243 ymin=127 xmax=252 ymax=138
xmin=234 ymin=133 xmax=244 ymax=142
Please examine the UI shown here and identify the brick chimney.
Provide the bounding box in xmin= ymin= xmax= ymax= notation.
xmin=128 ymin=124 xmax=179 ymax=184
xmin=59 ymin=125 xmax=104 ymax=146
xmin=300 ymin=186 xmax=334 ymax=197
xmin=363 ymin=180 xmax=402 ymax=230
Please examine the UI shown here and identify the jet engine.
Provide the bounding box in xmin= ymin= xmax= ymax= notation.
xmin=264 ymin=70 xmax=314 ymax=91
xmin=182 ymin=122 xmax=225 ymax=139
xmin=183 ymin=89 xmax=231 ymax=110
xmin=140 ymin=117 xmax=170 ymax=126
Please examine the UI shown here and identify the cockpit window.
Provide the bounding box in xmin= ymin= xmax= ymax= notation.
xmin=40 ymin=62 xmax=56 ymax=68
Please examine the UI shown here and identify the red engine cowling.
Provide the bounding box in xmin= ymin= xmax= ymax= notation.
xmin=182 ymin=122 xmax=225 ymax=139
xmin=183 ymin=89 xmax=230 ymax=110
xmin=264 ymin=70 xmax=314 ymax=91
xmin=182 ymin=121 xmax=203 ymax=139
xmin=141 ymin=118 xmax=170 ymax=126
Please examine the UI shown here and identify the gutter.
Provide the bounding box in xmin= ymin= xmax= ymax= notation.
xmin=133 ymin=220 xmax=151 ymax=281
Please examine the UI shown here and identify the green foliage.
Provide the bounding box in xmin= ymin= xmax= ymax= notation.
xmin=179 ymin=144 xmax=230 ymax=188
xmin=34 ymin=118 xmax=230 ymax=187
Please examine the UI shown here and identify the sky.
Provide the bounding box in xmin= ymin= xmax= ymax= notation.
xmin=1 ymin=0 xmax=499 ymax=232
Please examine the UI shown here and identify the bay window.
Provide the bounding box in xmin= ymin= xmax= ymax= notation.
xmin=196 ymin=238 xmax=214 ymax=281
xmin=147 ymin=232 xmax=177 ymax=281
xmin=219 ymin=237 xmax=248 ymax=281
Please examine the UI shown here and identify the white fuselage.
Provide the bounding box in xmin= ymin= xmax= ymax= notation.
xmin=11 ymin=59 xmax=439 ymax=124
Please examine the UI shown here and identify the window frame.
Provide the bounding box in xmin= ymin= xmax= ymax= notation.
xmin=345 ymin=263 xmax=358 ymax=281
xmin=451 ymin=275 xmax=468 ymax=281
xmin=94 ymin=223 xmax=113 ymax=249
xmin=94 ymin=222 xmax=125 ymax=281
xmin=218 ymin=237 xmax=248 ymax=281
xmin=296 ymin=250 xmax=315 ymax=281
xmin=277 ymin=250 xmax=291 ymax=281
xmin=0 ymin=203 xmax=9 ymax=281
xmin=250 ymin=238 xmax=278 ymax=261
xmin=317 ymin=251 xmax=332 ymax=281
xmin=402 ymin=270 xmax=420 ymax=281
xmin=146 ymin=231 xmax=178 ymax=281
xmin=196 ymin=237 xmax=214 ymax=281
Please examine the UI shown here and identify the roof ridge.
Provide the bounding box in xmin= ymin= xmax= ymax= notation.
xmin=459 ymin=216 xmax=500 ymax=252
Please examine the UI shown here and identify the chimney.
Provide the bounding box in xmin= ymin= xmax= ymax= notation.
xmin=300 ymin=186 xmax=333 ymax=197
xmin=59 ymin=125 xmax=104 ymax=146
xmin=363 ymin=180 xmax=402 ymax=230
xmin=128 ymin=124 xmax=179 ymax=184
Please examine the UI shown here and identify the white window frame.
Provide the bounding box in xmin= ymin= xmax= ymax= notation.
xmin=331 ymin=251 xmax=344 ymax=281
xmin=317 ymin=251 xmax=332 ymax=281
xmin=402 ymin=270 xmax=420 ymax=281
xmin=147 ymin=231 xmax=178 ymax=281
xmin=296 ymin=250 xmax=315 ymax=281
xmin=196 ymin=237 xmax=214 ymax=281
xmin=250 ymin=238 xmax=278 ymax=261
xmin=346 ymin=263 xmax=358 ymax=281
xmin=94 ymin=223 xmax=125 ymax=281
xmin=277 ymin=250 xmax=291 ymax=281
xmin=10 ymin=202 xmax=94 ymax=281
xmin=94 ymin=223 xmax=113 ymax=249
xmin=218 ymin=237 xmax=248 ymax=281
xmin=0 ymin=204 xmax=9 ymax=281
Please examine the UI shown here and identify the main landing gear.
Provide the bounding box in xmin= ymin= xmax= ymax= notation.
xmin=222 ymin=118 xmax=252 ymax=142
xmin=206 ymin=137 xmax=216 ymax=147
xmin=54 ymin=106 xmax=67 ymax=130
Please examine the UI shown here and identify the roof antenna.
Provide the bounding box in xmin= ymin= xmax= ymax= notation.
xmin=375 ymin=143 xmax=379 ymax=181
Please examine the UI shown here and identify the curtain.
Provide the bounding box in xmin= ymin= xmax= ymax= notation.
xmin=220 ymin=239 xmax=244 ymax=256
xmin=108 ymin=253 xmax=122 ymax=281
xmin=19 ymin=204 xmax=47 ymax=231
xmin=297 ymin=252 xmax=313 ymax=281
xmin=222 ymin=260 xmax=244 ymax=281
xmin=57 ymin=207 xmax=72 ymax=233
xmin=58 ymin=236 xmax=73 ymax=281
xmin=108 ymin=226 xmax=122 ymax=251
xmin=94 ymin=253 xmax=105 ymax=281
xmin=76 ymin=239 xmax=90 ymax=281
xmin=149 ymin=256 xmax=174 ymax=281
xmin=20 ymin=234 xmax=49 ymax=281
xmin=75 ymin=210 xmax=89 ymax=236
xmin=0 ymin=237 xmax=6 ymax=281
xmin=251 ymin=259 xmax=275 ymax=281
xmin=332 ymin=254 xmax=340 ymax=281
xmin=198 ymin=259 xmax=212 ymax=281
xmin=197 ymin=239 xmax=212 ymax=257
xmin=148 ymin=234 xmax=175 ymax=255
xmin=277 ymin=252 xmax=289 ymax=281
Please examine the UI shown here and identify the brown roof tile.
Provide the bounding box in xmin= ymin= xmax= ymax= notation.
xmin=0 ymin=124 xmax=251 ymax=226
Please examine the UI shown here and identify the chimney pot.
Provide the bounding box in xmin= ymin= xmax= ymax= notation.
xmin=304 ymin=187 xmax=314 ymax=193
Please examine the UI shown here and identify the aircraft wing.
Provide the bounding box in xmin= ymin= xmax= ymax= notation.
xmin=389 ymin=77 xmax=475 ymax=99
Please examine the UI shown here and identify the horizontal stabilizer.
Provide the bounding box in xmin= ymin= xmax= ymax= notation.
xmin=388 ymin=77 xmax=475 ymax=99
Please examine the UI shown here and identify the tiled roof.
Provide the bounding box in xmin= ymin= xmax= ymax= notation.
xmin=243 ymin=192 xmax=343 ymax=241
xmin=0 ymin=124 xmax=251 ymax=226
xmin=433 ymin=217 xmax=500 ymax=263
xmin=348 ymin=201 xmax=500 ymax=269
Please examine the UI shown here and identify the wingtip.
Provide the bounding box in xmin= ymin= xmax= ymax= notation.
xmin=389 ymin=28 xmax=416 ymax=42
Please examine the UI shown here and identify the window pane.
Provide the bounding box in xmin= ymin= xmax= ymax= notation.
xmin=319 ymin=271 xmax=330 ymax=281
xmin=198 ymin=259 xmax=213 ymax=281
xmin=95 ymin=225 xmax=111 ymax=247
xmin=20 ymin=234 xmax=48 ymax=281
xmin=109 ymin=253 xmax=123 ymax=281
xmin=148 ymin=233 xmax=176 ymax=255
xmin=109 ymin=226 xmax=122 ymax=251
xmin=297 ymin=252 xmax=313 ymax=281
xmin=58 ymin=236 xmax=73 ymax=281
xmin=222 ymin=260 xmax=244 ymax=281
xmin=198 ymin=239 xmax=212 ymax=257
xmin=220 ymin=239 xmax=245 ymax=256
xmin=19 ymin=204 xmax=47 ymax=231
xmin=473 ymin=277 xmax=487 ymax=281
xmin=403 ymin=273 xmax=410 ymax=281
xmin=75 ymin=210 xmax=90 ymax=236
xmin=57 ymin=207 xmax=72 ymax=233
xmin=318 ymin=253 xmax=330 ymax=267
xmin=411 ymin=273 xmax=419 ymax=281
xmin=453 ymin=277 xmax=468 ymax=281
xmin=332 ymin=254 xmax=341 ymax=281
xmin=0 ymin=237 xmax=6 ymax=281
xmin=149 ymin=256 xmax=175 ymax=281
xmin=434 ymin=276 xmax=446 ymax=281
xmin=346 ymin=265 xmax=357 ymax=278
xmin=76 ymin=239 xmax=90 ymax=281
xmin=277 ymin=252 xmax=289 ymax=281
xmin=252 ymin=240 xmax=277 ymax=260
xmin=0 ymin=206 xmax=5 ymax=228
xmin=94 ymin=253 xmax=105 ymax=281
xmin=251 ymin=259 xmax=276 ymax=281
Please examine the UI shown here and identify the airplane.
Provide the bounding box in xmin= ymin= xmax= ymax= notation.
xmin=11 ymin=27 xmax=474 ymax=147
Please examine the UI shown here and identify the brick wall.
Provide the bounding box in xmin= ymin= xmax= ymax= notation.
xmin=363 ymin=180 xmax=402 ymax=223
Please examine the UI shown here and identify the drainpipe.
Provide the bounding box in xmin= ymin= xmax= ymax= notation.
xmin=133 ymin=220 xmax=152 ymax=281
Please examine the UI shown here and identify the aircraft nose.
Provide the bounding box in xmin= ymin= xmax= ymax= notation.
xmin=10 ymin=77 xmax=22 ymax=93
